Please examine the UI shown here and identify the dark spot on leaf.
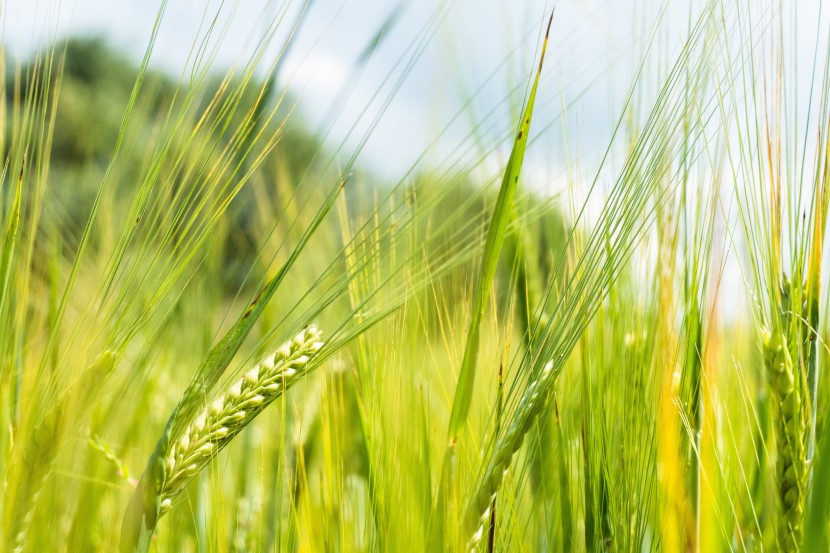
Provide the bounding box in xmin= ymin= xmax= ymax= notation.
xmin=242 ymin=287 xmax=267 ymax=319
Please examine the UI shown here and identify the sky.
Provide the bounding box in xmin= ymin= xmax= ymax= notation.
xmin=3 ymin=0 xmax=828 ymax=190
xmin=2 ymin=0 xmax=694 ymax=181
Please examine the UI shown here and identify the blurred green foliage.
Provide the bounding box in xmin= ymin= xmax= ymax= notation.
xmin=5 ymin=37 xmax=570 ymax=300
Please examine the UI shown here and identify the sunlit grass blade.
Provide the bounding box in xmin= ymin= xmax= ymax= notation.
xmin=446 ymin=10 xmax=554 ymax=442
xmin=428 ymin=11 xmax=554 ymax=549
xmin=803 ymin=395 xmax=830 ymax=550
xmin=0 ymin=160 xmax=23 ymax=320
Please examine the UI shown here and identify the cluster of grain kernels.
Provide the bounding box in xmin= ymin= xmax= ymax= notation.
xmin=763 ymin=328 xmax=807 ymax=551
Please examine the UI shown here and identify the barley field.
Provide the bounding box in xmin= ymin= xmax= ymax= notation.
xmin=1 ymin=0 xmax=829 ymax=551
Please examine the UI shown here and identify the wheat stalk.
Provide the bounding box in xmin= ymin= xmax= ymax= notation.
xmin=157 ymin=325 xmax=324 ymax=515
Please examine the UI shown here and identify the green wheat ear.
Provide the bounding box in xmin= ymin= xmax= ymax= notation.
xmin=762 ymin=326 xmax=807 ymax=551
xmin=158 ymin=325 xmax=324 ymax=515
xmin=464 ymin=360 xmax=554 ymax=550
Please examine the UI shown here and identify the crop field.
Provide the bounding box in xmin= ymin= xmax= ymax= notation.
xmin=1 ymin=0 xmax=829 ymax=551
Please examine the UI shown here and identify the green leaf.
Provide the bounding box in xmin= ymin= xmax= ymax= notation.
xmin=0 ymin=160 xmax=24 ymax=318
xmin=447 ymin=11 xmax=554 ymax=439
xmin=803 ymin=411 xmax=830 ymax=551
